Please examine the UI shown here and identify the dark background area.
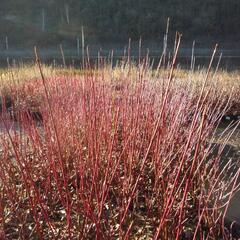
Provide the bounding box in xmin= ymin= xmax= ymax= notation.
xmin=0 ymin=0 xmax=240 ymax=67
xmin=0 ymin=0 xmax=240 ymax=46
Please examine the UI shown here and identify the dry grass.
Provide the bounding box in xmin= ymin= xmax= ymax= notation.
xmin=1 ymin=65 xmax=240 ymax=114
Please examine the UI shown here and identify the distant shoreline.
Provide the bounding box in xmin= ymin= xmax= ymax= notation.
xmin=0 ymin=47 xmax=239 ymax=70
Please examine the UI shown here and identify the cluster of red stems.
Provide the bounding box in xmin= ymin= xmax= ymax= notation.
xmin=0 ymin=44 xmax=239 ymax=239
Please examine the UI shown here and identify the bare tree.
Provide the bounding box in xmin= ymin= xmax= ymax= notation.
xmin=5 ymin=36 xmax=9 ymax=50
xmin=42 ymin=9 xmax=45 ymax=32
xmin=65 ymin=4 xmax=70 ymax=24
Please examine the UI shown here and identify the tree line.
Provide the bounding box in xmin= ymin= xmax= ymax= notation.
xmin=0 ymin=0 xmax=239 ymax=46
